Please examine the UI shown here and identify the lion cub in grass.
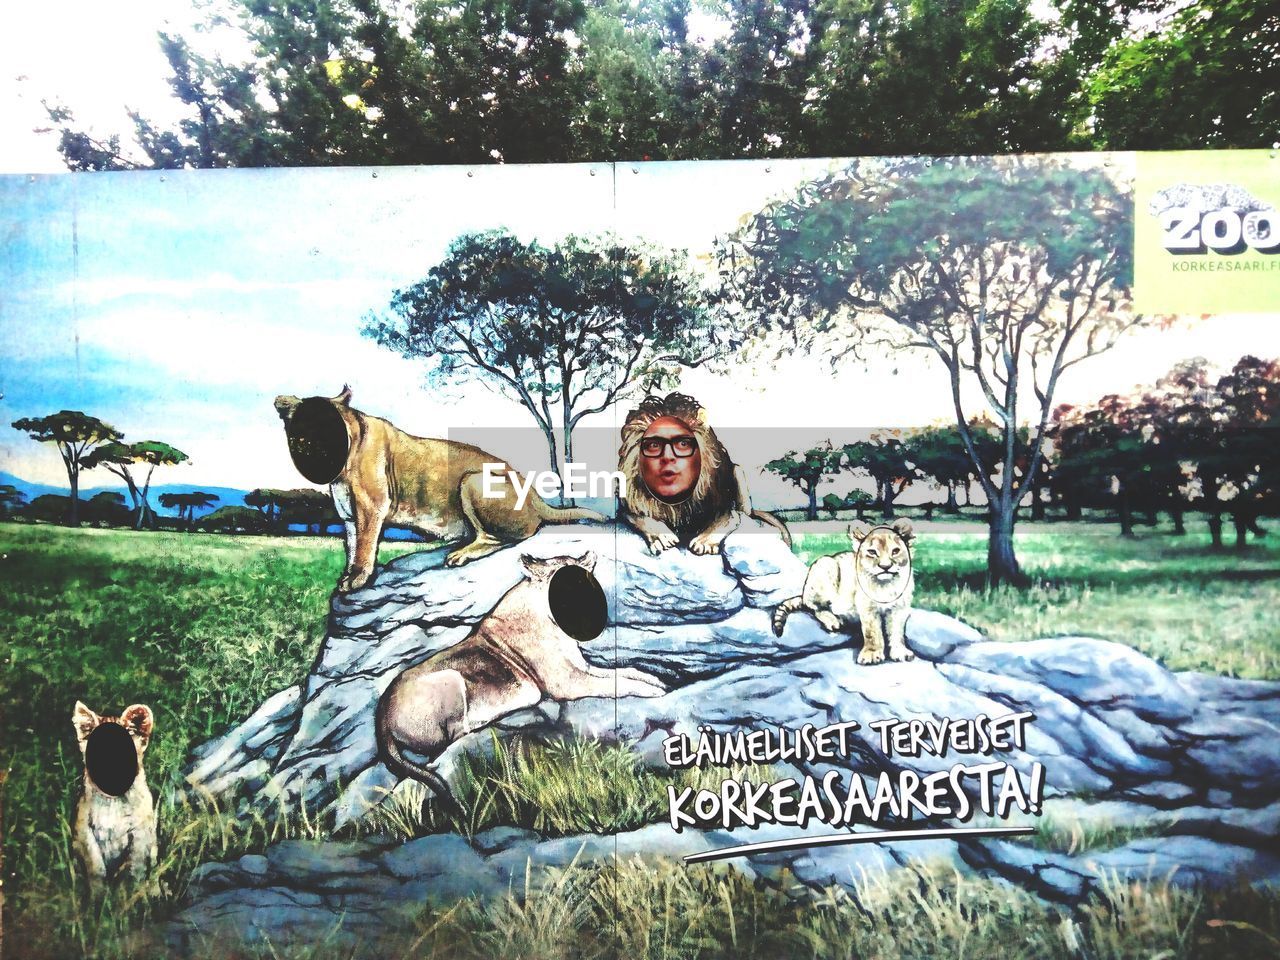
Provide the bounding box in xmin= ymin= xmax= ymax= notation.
xmin=773 ymin=519 xmax=916 ymax=664
xmin=72 ymin=702 xmax=158 ymax=899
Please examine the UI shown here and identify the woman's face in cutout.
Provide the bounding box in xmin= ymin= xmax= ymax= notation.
xmin=639 ymin=416 xmax=702 ymax=502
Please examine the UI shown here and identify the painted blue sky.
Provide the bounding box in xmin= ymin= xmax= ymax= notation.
xmin=2 ymin=158 xmax=1276 ymax=502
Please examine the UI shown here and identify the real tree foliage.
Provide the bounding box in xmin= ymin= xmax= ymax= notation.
xmin=720 ymin=156 xmax=1143 ymax=585
xmin=1084 ymin=0 xmax=1279 ymax=149
xmin=46 ymin=0 xmax=1273 ymax=169
xmin=366 ymin=229 xmax=719 ymax=481
xmin=764 ymin=441 xmax=844 ymax=520
xmin=807 ymin=0 xmax=1075 ymax=156
xmin=10 ymin=412 xmax=123 ymax=527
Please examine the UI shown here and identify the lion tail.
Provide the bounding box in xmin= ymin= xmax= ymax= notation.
xmin=375 ymin=690 xmax=464 ymax=820
xmin=536 ymin=502 xmax=607 ymax=524
xmin=772 ymin=596 xmax=804 ymax=637
xmin=750 ymin=509 xmax=793 ymax=547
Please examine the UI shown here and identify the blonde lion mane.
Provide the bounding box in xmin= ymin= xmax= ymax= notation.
xmin=619 ymin=392 xmax=736 ymax=541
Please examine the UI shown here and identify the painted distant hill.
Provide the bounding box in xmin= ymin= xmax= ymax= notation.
xmin=0 ymin=472 xmax=617 ymax=539
xmin=0 ymin=471 xmax=249 ymax=519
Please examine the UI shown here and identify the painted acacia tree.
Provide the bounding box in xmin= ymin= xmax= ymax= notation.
xmin=82 ymin=440 xmax=190 ymax=529
xmin=764 ymin=442 xmax=844 ymax=520
xmin=10 ymin=411 xmax=122 ymax=527
xmin=719 ymin=156 xmax=1144 ymax=585
xmin=841 ymin=435 xmax=918 ymax=519
xmin=245 ymin=489 xmax=290 ymax=531
xmin=909 ymin=425 xmax=974 ymax=513
xmin=1213 ymin=355 xmax=1280 ymax=548
xmin=0 ymin=485 xmax=27 ymax=519
xmin=1051 ymin=395 xmax=1155 ymax=537
xmin=159 ymin=492 xmax=220 ymax=529
xmin=366 ymin=230 xmax=719 ymax=487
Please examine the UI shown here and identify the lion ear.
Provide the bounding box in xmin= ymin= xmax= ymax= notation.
xmin=574 ymin=551 xmax=598 ymax=573
xmin=849 ymin=523 xmax=872 ymax=545
xmin=122 ymin=704 xmax=154 ymax=742
xmin=273 ymin=395 xmax=300 ymax=421
xmin=891 ymin=518 xmax=916 ymax=544
xmin=73 ymin=701 xmax=99 ymax=741
xmin=335 ymin=384 xmax=353 ymax=406
xmin=520 ymin=554 xmax=553 ymax=581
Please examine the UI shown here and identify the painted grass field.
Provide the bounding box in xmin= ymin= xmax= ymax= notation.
xmin=794 ymin=521 xmax=1280 ymax=680
xmin=1 ymin=518 xmax=1278 ymax=958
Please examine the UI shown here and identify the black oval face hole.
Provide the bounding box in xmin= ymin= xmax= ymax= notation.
xmin=85 ymin=723 xmax=138 ymax=797
xmin=548 ymin=565 xmax=608 ymax=643
xmin=286 ymin=398 xmax=349 ymax=485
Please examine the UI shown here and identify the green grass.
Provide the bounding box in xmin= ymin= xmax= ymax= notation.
xmin=358 ymin=733 xmax=773 ymax=841
xmin=793 ymin=524 xmax=1280 ymax=679
xmin=1025 ymin=810 xmax=1174 ymax=856
xmin=0 ymin=522 xmax=413 ymax=959
xmin=174 ymin=858 xmax=1280 ymax=960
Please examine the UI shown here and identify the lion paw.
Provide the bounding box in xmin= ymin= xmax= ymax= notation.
xmin=444 ymin=548 xmax=482 ymax=566
xmin=816 ymin=612 xmax=842 ymax=632
xmin=857 ymin=648 xmax=885 ymax=666
xmin=888 ymin=646 xmax=915 ymax=662
xmin=647 ymin=533 xmax=678 ymax=554
xmin=340 ymin=570 xmax=371 ymax=592
xmin=689 ymin=534 xmax=725 ymax=556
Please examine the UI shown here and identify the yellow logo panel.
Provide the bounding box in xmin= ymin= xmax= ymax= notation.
xmin=1135 ymin=151 xmax=1280 ymax=314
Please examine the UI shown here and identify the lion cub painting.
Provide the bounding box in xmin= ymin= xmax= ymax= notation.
xmin=72 ymin=702 xmax=158 ymax=898
xmin=772 ymin=519 xmax=916 ymax=664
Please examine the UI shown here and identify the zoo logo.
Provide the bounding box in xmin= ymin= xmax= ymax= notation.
xmin=1150 ymin=183 xmax=1279 ymax=255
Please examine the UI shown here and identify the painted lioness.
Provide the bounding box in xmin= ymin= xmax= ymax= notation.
xmin=772 ymin=519 xmax=916 ymax=664
xmin=376 ymin=551 xmax=666 ymax=811
xmin=618 ymin=392 xmax=791 ymax=556
xmin=274 ymin=386 xmax=604 ymax=591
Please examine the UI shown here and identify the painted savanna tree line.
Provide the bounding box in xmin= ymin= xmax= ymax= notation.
xmin=1051 ymin=355 xmax=1280 ymax=547
xmin=765 ymin=442 xmax=845 ymax=521
xmin=719 ymin=156 xmax=1145 ymax=585
xmin=11 ymin=412 xmax=190 ymax=529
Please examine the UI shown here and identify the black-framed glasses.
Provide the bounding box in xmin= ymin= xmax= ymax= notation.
xmin=641 ymin=435 xmax=699 ymax=458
